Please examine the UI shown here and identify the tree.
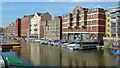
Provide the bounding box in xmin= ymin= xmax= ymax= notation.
xmin=0 ymin=27 xmax=3 ymax=33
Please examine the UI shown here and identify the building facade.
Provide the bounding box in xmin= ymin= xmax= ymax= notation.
xmin=62 ymin=6 xmax=105 ymax=41
xmin=21 ymin=15 xmax=33 ymax=38
xmin=39 ymin=21 xmax=45 ymax=39
xmin=29 ymin=12 xmax=52 ymax=39
xmin=15 ymin=18 xmax=21 ymax=37
xmin=4 ymin=23 xmax=16 ymax=37
xmin=44 ymin=16 xmax=62 ymax=41
xmin=108 ymin=7 xmax=120 ymax=38
xmin=2 ymin=28 xmax=7 ymax=36
xmin=105 ymin=12 xmax=111 ymax=37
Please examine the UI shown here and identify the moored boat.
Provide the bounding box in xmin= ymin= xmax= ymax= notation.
xmin=0 ymin=42 xmax=21 ymax=49
xmin=109 ymin=45 xmax=120 ymax=56
xmin=6 ymin=56 xmax=26 ymax=67
xmin=79 ymin=39 xmax=100 ymax=50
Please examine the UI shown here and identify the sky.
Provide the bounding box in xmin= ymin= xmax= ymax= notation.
xmin=1 ymin=2 xmax=119 ymax=28
xmin=1 ymin=0 xmax=120 ymax=2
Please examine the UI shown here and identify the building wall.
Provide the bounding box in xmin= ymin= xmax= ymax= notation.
xmin=15 ymin=18 xmax=21 ymax=37
xmin=39 ymin=21 xmax=45 ymax=39
xmin=2 ymin=28 xmax=7 ymax=36
xmin=105 ymin=12 xmax=111 ymax=37
xmin=21 ymin=15 xmax=33 ymax=38
xmin=5 ymin=23 xmax=15 ymax=37
xmin=30 ymin=13 xmax=41 ymax=36
xmin=44 ymin=16 xmax=62 ymax=41
xmin=38 ymin=12 xmax=52 ymax=39
xmin=109 ymin=7 xmax=120 ymax=38
xmin=62 ymin=6 xmax=105 ymax=41
xmin=30 ymin=12 xmax=52 ymax=39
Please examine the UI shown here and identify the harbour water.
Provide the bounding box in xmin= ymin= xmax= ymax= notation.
xmin=1 ymin=38 xmax=120 ymax=66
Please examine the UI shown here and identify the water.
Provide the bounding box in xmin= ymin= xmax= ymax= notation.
xmin=0 ymin=38 xmax=120 ymax=66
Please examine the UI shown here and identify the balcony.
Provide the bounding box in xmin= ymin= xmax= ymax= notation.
xmin=66 ymin=13 xmax=72 ymax=19
xmin=111 ymin=30 xmax=116 ymax=33
xmin=67 ymin=23 xmax=73 ymax=29
xmin=117 ymin=31 xmax=120 ymax=33
xmin=117 ymin=25 xmax=120 ymax=27
xmin=117 ymin=19 xmax=120 ymax=22
xmin=111 ymin=25 xmax=115 ymax=27
xmin=116 ymin=14 xmax=120 ymax=16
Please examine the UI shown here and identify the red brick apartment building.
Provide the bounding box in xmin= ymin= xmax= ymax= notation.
xmin=15 ymin=18 xmax=21 ymax=37
xmin=21 ymin=15 xmax=33 ymax=38
xmin=62 ymin=6 xmax=105 ymax=41
xmin=2 ymin=28 xmax=7 ymax=36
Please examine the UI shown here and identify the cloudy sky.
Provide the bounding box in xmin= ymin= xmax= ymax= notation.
xmin=1 ymin=1 xmax=119 ymax=27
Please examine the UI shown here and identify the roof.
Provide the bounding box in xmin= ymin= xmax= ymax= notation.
xmin=6 ymin=56 xmax=26 ymax=66
xmin=36 ymin=12 xmax=42 ymax=16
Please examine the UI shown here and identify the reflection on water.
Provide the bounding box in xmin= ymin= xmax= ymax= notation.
xmin=18 ymin=41 xmax=120 ymax=66
xmin=0 ymin=37 xmax=120 ymax=66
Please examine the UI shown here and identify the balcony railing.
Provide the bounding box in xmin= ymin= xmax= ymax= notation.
xmin=117 ymin=20 xmax=120 ymax=22
xmin=117 ymin=25 xmax=120 ymax=27
xmin=111 ymin=31 xmax=116 ymax=33
xmin=111 ymin=25 xmax=115 ymax=27
xmin=117 ymin=31 xmax=120 ymax=33
xmin=116 ymin=14 xmax=120 ymax=16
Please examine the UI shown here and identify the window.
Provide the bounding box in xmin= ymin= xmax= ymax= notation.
xmin=91 ymin=26 xmax=96 ymax=30
xmin=92 ymin=26 xmax=96 ymax=30
xmin=107 ymin=29 xmax=110 ymax=32
xmin=34 ymin=24 xmax=37 ymax=26
xmin=108 ymin=14 xmax=109 ymax=17
xmin=34 ymin=29 xmax=37 ymax=31
xmin=108 ymin=24 xmax=110 ymax=27
xmin=92 ymin=20 xmax=96 ymax=23
xmin=63 ymin=28 xmax=68 ymax=31
xmin=108 ymin=19 xmax=109 ymax=22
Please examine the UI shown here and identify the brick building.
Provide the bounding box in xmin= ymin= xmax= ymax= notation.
xmin=44 ymin=16 xmax=62 ymax=41
xmin=62 ymin=6 xmax=105 ymax=41
xmin=15 ymin=18 xmax=21 ymax=37
xmin=21 ymin=15 xmax=33 ymax=38
xmin=2 ymin=28 xmax=7 ymax=36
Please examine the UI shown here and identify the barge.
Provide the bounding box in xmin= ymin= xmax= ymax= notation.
xmin=0 ymin=42 xmax=21 ymax=49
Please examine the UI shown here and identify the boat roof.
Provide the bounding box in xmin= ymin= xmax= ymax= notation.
xmin=80 ymin=39 xmax=100 ymax=43
xmin=6 ymin=56 xmax=26 ymax=66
